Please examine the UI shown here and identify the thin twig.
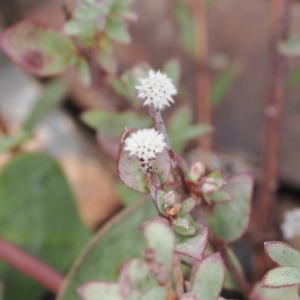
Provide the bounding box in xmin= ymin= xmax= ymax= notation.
xmin=209 ymin=236 xmax=252 ymax=300
xmin=58 ymin=0 xmax=72 ymax=21
xmin=256 ymin=0 xmax=291 ymax=233
xmin=0 ymin=237 xmax=64 ymax=293
xmin=192 ymin=0 xmax=212 ymax=156
xmin=173 ymin=254 xmax=184 ymax=297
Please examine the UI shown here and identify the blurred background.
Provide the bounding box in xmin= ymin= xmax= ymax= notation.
xmin=1 ymin=0 xmax=300 ymax=299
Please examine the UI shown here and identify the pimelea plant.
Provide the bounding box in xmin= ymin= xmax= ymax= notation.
xmin=76 ymin=70 xmax=255 ymax=300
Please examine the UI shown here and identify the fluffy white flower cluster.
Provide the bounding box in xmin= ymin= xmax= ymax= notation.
xmin=136 ymin=70 xmax=177 ymax=111
xmin=124 ymin=128 xmax=166 ymax=163
xmin=281 ymin=208 xmax=300 ymax=239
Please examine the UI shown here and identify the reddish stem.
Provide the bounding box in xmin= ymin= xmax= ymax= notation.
xmin=192 ymin=0 xmax=212 ymax=155
xmin=0 ymin=237 xmax=64 ymax=293
xmin=256 ymin=0 xmax=290 ymax=232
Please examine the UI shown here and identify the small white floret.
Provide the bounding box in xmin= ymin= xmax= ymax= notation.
xmin=124 ymin=128 xmax=166 ymax=162
xmin=135 ymin=70 xmax=177 ymax=111
xmin=281 ymin=208 xmax=300 ymax=239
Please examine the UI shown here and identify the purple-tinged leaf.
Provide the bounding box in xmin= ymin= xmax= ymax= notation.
xmin=119 ymin=258 xmax=154 ymax=297
xmin=180 ymin=293 xmax=199 ymax=300
xmin=250 ymin=282 xmax=299 ymax=300
xmin=189 ymin=162 xmax=205 ymax=183
xmin=78 ymin=281 xmax=122 ymax=300
xmin=175 ymin=222 xmax=208 ymax=260
xmin=206 ymin=173 xmax=254 ymax=242
xmin=262 ymin=267 xmax=300 ymax=288
xmin=143 ymin=219 xmax=175 ymax=271
xmin=117 ymin=129 xmax=171 ymax=193
xmin=177 ymin=198 xmax=196 ymax=217
xmin=191 ymin=253 xmax=226 ymax=300
xmin=0 ymin=21 xmax=76 ymax=76
xmin=139 ymin=217 xmax=169 ymax=231
xmin=164 ymin=191 xmax=176 ymax=206
xmin=142 ymin=286 xmax=167 ymax=300
xmin=172 ymin=218 xmax=196 ymax=236
xmin=265 ymin=241 xmax=300 ymax=268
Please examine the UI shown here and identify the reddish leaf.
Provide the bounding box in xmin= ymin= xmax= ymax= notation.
xmin=0 ymin=21 xmax=76 ymax=76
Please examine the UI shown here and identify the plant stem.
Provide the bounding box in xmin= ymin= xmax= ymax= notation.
xmin=173 ymin=254 xmax=184 ymax=297
xmin=256 ymin=0 xmax=290 ymax=232
xmin=141 ymin=162 xmax=164 ymax=216
xmin=0 ymin=237 xmax=64 ymax=293
xmin=0 ymin=112 xmax=9 ymax=135
xmin=192 ymin=0 xmax=212 ymax=155
xmin=209 ymin=236 xmax=252 ymax=300
xmin=148 ymin=105 xmax=189 ymax=195
xmin=58 ymin=0 xmax=72 ymax=20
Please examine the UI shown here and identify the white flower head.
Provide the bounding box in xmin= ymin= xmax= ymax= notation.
xmin=136 ymin=70 xmax=177 ymax=111
xmin=124 ymin=128 xmax=166 ymax=163
xmin=281 ymin=208 xmax=300 ymax=239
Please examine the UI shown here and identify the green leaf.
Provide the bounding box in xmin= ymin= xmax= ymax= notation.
xmin=168 ymin=106 xmax=212 ymax=153
xmin=172 ymin=218 xmax=196 ymax=237
xmin=0 ymin=21 xmax=76 ymax=76
xmin=211 ymin=63 xmax=238 ymax=107
xmin=180 ymin=294 xmax=197 ymax=300
xmin=81 ymin=111 xmax=151 ymax=138
xmin=105 ymin=17 xmax=131 ymax=44
xmin=204 ymin=191 xmax=231 ymax=203
xmin=143 ymin=220 xmax=175 ymax=271
xmin=78 ymin=282 xmax=123 ymax=300
xmin=0 ymin=153 xmax=90 ymax=300
xmin=175 ymin=222 xmax=208 ymax=260
xmin=0 ymin=131 xmax=32 ymax=154
xmin=110 ymin=0 xmax=134 ymax=13
xmin=116 ymin=183 xmax=142 ymax=206
xmin=142 ymin=287 xmax=167 ymax=300
xmin=23 ymin=79 xmax=67 ymax=130
xmin=279 ymin=35 xmax=300 ymax=57
xmin=119 ymin=258 xmax=156 ymax=295
xmin=57 ymin=199 xmax=157 ymax=300
xmin=156 ymin=190 xmax=168 ymax=216
xmin=251 ymin=282 xmax=299 ymax=300
xmin=177 ymin=198 xmax=196 ymax=217
xmin=191 ymin=253 xmax=225 ymax=300
xmin=0 ymin=281 xmax=4 ymax=300
xmin=206 ymin=173 xmax=253 ymax=242
xmin=97 ymin=51 xmax=117 ymax=74
xmin=76 ymin=57 xmax=91 ymax=85
xmin=265 ymin=242 xmax=300 ymax=268
xmin=285 ymin=66 xmax=300 ymax=90
xmin=262 ymin=267 xmax=300 ymax=288
xmin=108 ymin=66 xmax=149 ymax=107
xmin=163 ymin=59 xmax=181 ymax=86
xmin=173 ymin=1 xmax=195 ymax=56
